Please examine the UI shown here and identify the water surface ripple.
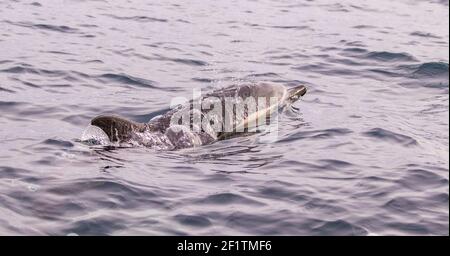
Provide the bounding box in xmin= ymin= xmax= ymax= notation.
xmin=0 ymin=0 xmax=448 ymax=235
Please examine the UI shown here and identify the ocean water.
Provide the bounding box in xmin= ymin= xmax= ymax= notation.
xmin=0 ymin=0 xmax=448 ymax=235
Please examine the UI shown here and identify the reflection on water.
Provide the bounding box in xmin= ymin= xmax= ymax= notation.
xmin=0 ymin=0 xmax=448 ymax=235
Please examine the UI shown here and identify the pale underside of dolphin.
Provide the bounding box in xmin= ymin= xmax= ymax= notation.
xmin=89 ymin=82 xmax=307 ymax=150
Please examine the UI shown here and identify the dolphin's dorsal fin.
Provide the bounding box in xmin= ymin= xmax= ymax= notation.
xmin=91 ymin=115 xmax=147 ymax=142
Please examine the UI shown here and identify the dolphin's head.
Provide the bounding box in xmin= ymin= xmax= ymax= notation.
xmin=286 ymin=84 xmax=307 ymax=103
xmin=238 ymin=82 xmax=286 ymax=100
xmin=91 ymin=115 xmax=145 ymax=142
xmin=238 ymin=82 xmax=306 ymax=104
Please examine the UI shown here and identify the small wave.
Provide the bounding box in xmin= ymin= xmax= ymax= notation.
xmin=397 ymin=169 xmax=448 ymax=191
xmin=435 ymin=0 xmax=449 ymax=6
xmin=78 ymin=24 xmax=98 ymax=28
xmin=176 ymin=19 xmax=191 ymax=24
xmin=386 ymin=222 xmax=429 ymax=235
xmin=171 ymin=58 xmax=208 ymax=66
xmin=0 ymin=101 xmax=24 ymax=110
xmin=410 ymin=31 xmax=441 ymax=39
xmin=0 ymin=166 xmax=31 ymax=179
xmin=0 ymin=60 xmax=13 ymax=65
xmin=410 ymin=62 xmax=449 ymax=78
xmin=349 ymin=4 xmax=380 ymax=12
xmin=324 ymin=3 xmax=350 ymax=12
xmin=256 ymin=184 xmax=309 ymax=203
xmin=96 ymin=73 xmax=158 ymax=88
xmin=194 ymin=192 xmax=263 ymax=206
xmin=40 ymin=50 xmax=74 ymax=56
xmin=311 ymin=219 xmax=368 ymax=236
xmin=103 ymin=14 xmax=168 ymax=23
xmin=191 ymin=77 xmax=213 ymax=83
xmin=367 ymin=68 xmax=404 ymax=78
xmin=352 ymin=25 xmax=376 ymax=29
xmin=362 ymin=128 xmax=418 ymax=146
xmin=384 ymin=197 xmax=419 ymax=212
xmin=278 ymin=128 xmax=353 ymax=143
xmin=173 ymin=214 xmax=212 ymax=227
xmin=62 ymin=216 xmax=128 ymax=235
xmin=399 ymin=62 xmax=449 ymax=89
xmin=4 ymin=20 xmax=78 ymax=34
xmin=427 ymin=193 xmax=449 ymax=205
xmin=42 ymin=138 xmax=74 ymax=148
xmin=344 ymin=40 xmax=367 ymax=47
xmin=0 ymin=66 xmax=39 ymax=74
xmin=46 ymin=179 xmax=161 ymax=204
xmin=62 ymin=114 xmax=93 ymax=126
xmin=270 ymin=25 xmax=310 ymax=30
xmin=342 ymin=47 xmax=368 ymax=53
xmin=246 ymin=72 xmax=281 ymax=78
xmin=320 ymin=159 xmax=353 ymax=168
xmin=364 ymin=51 xmax=417 ymax=62
xmin=33 ymin=24 xmax=78 ymax=33
xmin=363 ymin=61 xmax=448 ymax=88
xmin=0 ymin=65 xmax=70 ymax=80
xmin=0 ymin=86 xmax=15 ymax=93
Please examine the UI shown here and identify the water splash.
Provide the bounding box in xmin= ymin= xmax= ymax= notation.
xmin=80 ymin=125 xmax=111 ymax=146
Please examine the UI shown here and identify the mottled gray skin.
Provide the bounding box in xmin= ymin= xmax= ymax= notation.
xmin=91 ymin=82 xmax=306 ymax=149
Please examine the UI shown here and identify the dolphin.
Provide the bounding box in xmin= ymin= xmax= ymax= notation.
xmin=89 ymin=82 xmax=306 ymax=149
